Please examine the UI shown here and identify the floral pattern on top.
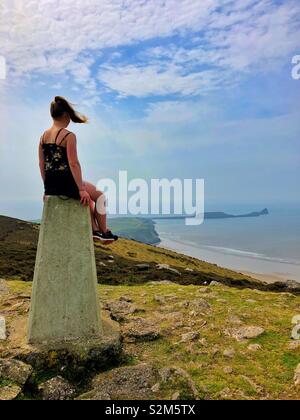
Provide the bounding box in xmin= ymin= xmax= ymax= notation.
xmin=42 ymin=144 xmax=70 ymax=173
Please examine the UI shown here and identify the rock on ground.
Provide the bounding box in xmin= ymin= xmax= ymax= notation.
xmin=122 ymin=318 xmax=161 ymax=342
xmin=294 ymin=364 xmax=300 ymax=387
xmin=282 ymin=280 xmax=300 ymax=292
xmin=159 ymin=367 xmax=199 ymax=400
xmin=39 ymin=376 xmax=76 ymax=400
xmin=148 ymin=281 xmax=176 ymax=285
xmin=179 ymin=300 xmax=190 ymax=308
xmin=210 ymin=281 xmax=222 ymax=286
xmin=156 ymin=264 xmax=181 ymax=275
xmin=248 ymin=344 xmax=262 ymax=352
xmin=78 ymin=364 xmax=158 ymax=400
xmin=225 ymin=326 xmax=265 ymax=341
xmin=78 ymin=364 xmax=199 ymax=400
xmin=180 ymin=332 xmax=200 ymax=343
xmin=105 ymin=300 xmax=141 ymax=322
xmin=228 ymin=315 xmax=243 ymax=325
xmin=136 ymin=264 xmax=151 ymax=271
xmin=192 ymin=299 xmax=211 ymax=312
xmin=240 ymin=375 xmax=263 ymax=394
xmin=0 ymin=385 xmax=22 ymax=401
xmin=0 ymin=279 xmax=9 ymax=295
xmin=119 ymin=296 xmax=134 ymax=303
xmin=223 ymin=348 xmax=235 ymax=359
xmin=154 ymin=295 xmax=166 ymax=304
xmin=196 ymin=287 xmax=211 ymax=294
xmin=288 ymin=341 xmax=300 ymax=350
xmin=0 ymin=316 xmax=6 ymax=340
xmin=0 ymin=358 xmax=33 ymax=386
xmin=167 ymin=312 xmax=184 ymax=321
xmin=291 ymin=315 xmax=300 ymax=340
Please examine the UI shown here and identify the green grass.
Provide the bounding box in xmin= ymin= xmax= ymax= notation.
xmin=109 ymin=217 xmax=160 ymax=245
xmin=98 ymin=283 xmax=299 ymax=400
xmin=2 ymin=280 xmax=300 ymax=400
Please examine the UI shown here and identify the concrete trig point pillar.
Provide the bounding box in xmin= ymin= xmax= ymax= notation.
xmin=28 ymin=196 xmax=102 ymax=345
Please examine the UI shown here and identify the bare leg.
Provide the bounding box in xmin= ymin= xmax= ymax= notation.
xmin=89 ymin=200 xmax=99 ymax=232
xmin=84 ymin=181 xmax=108 ymax=233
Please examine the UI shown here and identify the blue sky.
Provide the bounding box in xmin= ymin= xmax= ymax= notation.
xmin=0 ymin=0 xmax=299 ymax=219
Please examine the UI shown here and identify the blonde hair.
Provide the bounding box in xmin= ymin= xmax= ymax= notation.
xmin=50 ymin=96 xmax=88 ymax=123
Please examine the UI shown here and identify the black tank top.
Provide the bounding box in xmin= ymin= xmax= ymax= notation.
xmin=41 ymin=128 xmax=80 ymax=200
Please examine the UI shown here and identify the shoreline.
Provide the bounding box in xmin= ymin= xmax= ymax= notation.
xmin=156 ymin=237 xmax=300 ymax=284
xmin=241 ymin=271 xmax=292 ymax=284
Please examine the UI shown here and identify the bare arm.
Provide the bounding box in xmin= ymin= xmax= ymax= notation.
xmin=66 ymin=134 xmax=90 ymax=206
xmin=39 ymin=142 xmax=45 ymax=182
xmin=66 ymin=133 xmax=85 ymax=191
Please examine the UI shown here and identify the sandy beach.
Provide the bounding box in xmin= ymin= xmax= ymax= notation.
xmin=241 ymin=271 xmax=291 ymax=284
xmin=157 ymin=237 xmax=300 ymax=284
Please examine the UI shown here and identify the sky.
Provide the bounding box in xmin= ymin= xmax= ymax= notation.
xmin=0 ymin=0 xmax=299 ymax=220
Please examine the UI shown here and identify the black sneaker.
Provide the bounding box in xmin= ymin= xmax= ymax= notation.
xmin=93 ymin=230 xmax=118 ymax=242
xmin=102 ymin=230 xmax=119 ymax=241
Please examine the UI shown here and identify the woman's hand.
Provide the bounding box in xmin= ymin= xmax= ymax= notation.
xmin=79 ymin=190 xmax=91 ymax=206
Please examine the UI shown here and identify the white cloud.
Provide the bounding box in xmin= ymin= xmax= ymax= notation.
xmin=98 ymin=1 xmax=300 ymax=97
xmin=142 ymin=100 xmax=210 ymax=124
xmin=0 ymin=0 xmax=299 ymax=99
xmin=206 ymin=0 xmax=300 ymax=72
xmin=98 ymin=63 xmax=230 ymax=98
xmin=0 ymin=0 xmax=215 ymax=74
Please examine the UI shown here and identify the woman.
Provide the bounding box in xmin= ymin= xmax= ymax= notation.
xmin=39 ymin=96 xmax=118 ymax=243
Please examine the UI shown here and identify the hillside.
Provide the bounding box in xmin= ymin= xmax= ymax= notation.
xmin=0 ymin=215 xmax=300 ymax=400
xmin=0 ymin=215 xmax=298 ymax=293
xmin=109 ymin=217 xmax=160 ymax=245
xmin=1 ymin=278 xmax=300 ymax=400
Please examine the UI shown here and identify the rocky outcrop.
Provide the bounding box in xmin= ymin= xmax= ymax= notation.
xmin=158 ymin=367 xmax=199 ymax=400
xmin=0 ymin=358 xmax=33 ymax=400
xmin=0 ymin=316 xmax=6 ymax=340
xmin=180 ymin=332 xmax=200 ymax=343
xmin=225 ymin=326 xmax=265 ymax=341
xmin=156 ymin=264 xmax=181 ymax=275
xmin=0 ymin=279 xmax=9 ymax=295
xmin=223 ymin=348 xmax=235 ymax=359
xmin=294 ymin=364 xmax=300 ymax=387
xmin=0 ymin=385 xmax=22 ymax=401
xmin=77 ymin=364 xmax=199 ymax=400
xmin=122 ymin=318 xmax=161 ymax=342
xmin=104 ymin=299 xmax=144 ymax=322
xmin=192 ymin=299 xmax=211 ymax=312
xmin=247 ymin=344 xmax=262 ymax=352
xmin=1 ymin=311 xmax=122 ymax=374
xmin=78 ymin=364 xmax=157 ymax=400
xmin=39 ymin=376 xmax=76 ymax=400
xmin=0 ymin=358 xmax=33 ymax=386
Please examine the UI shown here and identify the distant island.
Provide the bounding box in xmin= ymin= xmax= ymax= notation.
xmin=109 ymin=208 xmax=269 ymax=245
xmin=151 ymin=208 xmax=269 ymax=221
xmin=31 ymin=209 xmax=269 ymax=245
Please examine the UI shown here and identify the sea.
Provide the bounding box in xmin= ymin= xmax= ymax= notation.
xmin=155 ymin=206 xmax=300 ymax=283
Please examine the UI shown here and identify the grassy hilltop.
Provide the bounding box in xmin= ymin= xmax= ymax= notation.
xmin=109 ymin=217 xmax=160 ymax=245
xmin=0 ymin=215 xmax=299 ymax=400
xmin=0 ymin=214 xmax=258 ymax=286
